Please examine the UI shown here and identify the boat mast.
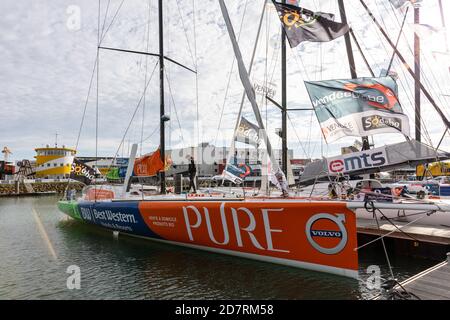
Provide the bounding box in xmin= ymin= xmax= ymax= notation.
xmin=281 ymin=0 xmax=288 ymax=175
xmin=159 ymin=0 xmax=166 ymax=194
xmin=414 ymin=5 xmax=421 ymax=142
xmin=338 ymin=0 xmax=370 ymax=151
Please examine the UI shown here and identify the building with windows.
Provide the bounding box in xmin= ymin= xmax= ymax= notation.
xmin=34 ymin=145 xmax=76 ymax=178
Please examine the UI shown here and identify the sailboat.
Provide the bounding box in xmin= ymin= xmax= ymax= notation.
xmin=58 ymin=0 xmax=450 ymax=279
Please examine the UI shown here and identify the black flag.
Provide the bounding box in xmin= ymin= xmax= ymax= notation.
xmin=70 ymin=158 xmax=96 ymax=185
xmin=272 ymin=1 xmax=349 ymax=48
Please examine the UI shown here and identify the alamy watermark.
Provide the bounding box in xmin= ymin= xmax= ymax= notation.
xmin=366 ymin=265 xmax=381 ymax=290
xmin=66 ymin=265 xmax=81 ymax=290
xmin=66 ymin=5 xmax=81 ymax=31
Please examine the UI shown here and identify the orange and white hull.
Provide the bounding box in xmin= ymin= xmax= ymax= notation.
xmin=59 ymin=198 xmax=359 ymax=278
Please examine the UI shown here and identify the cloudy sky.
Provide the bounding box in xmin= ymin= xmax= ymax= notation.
xmin=1 ymin=0 xmax=450 ymax=161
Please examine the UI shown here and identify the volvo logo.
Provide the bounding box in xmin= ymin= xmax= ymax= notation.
xmin=305 ymin=213 xmax=348 ymax=255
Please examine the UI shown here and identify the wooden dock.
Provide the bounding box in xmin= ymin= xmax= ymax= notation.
xmin=357 ymin=218 xmax=450 ymax=245
xmin=395 ymin=254 xmax=450 ymax=299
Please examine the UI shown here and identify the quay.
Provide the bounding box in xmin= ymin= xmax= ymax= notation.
xmin=357 ymin=218 xmax=450 ymax=261
xmin=395 ymin=254 xmax=450 ymax=299
xmin=0 ymin=180 xmax=84 ymax=197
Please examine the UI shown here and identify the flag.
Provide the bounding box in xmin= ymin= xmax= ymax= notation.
xmin=304 ymin=77 xmax=410 ymax=143
xmin=223 ymin=157 xmax=252 ymax=184
xmin=133 ymin=148 xmax=165 ymax=177
xmin=235 ymin=117 xmax=262 ymax=148
xmin=272 ymin=1 xmax=349 ymax=48
xmin=70 ymin=158 xmax=96 ymax=185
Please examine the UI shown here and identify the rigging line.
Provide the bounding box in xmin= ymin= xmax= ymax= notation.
xmin=395 ymin=60 xmax=433 ymax=146
xmin=386 ymin=1 xmax=450 ymax=109
xmin=349 ymin=29 xmax=375 ymax=77
xmin=214 ymin=0 xmax=250 ymax=146
xmin=365 ymin=2 xmax=434 ymax=145
xmin=384 ymin=6 xmax=450 ymax=124
xmin=387 ymin=6 xmax=409 ymax=73
xmin=101 ymin=61 xmax=159 ymax=179
xmin=95 ymin=0 xmax=101 ymax=190
xmin=64 ymin=57 xmax=99 ymax=194
xmin=287 ymin=112 xmax=309 ymax=158
xmin=385 ymin=1 xmax=450 ymax=121
xmin=99 ymin=0 xmax=126 ymax=45
xmin=141 ymin=125 xmax=159 ymax=143
xmin=140 ymin=0 xmax=152 ymax=156
xmin=174 ymin=0 xmax=196 ymax=70
xmin=164 ymin=68 xmax=185 ymax=145
xmin=373 ymin=209 xmax=395 ymax=280
xmin=355 ymin=210 xmax=434 ymax=251
xmin=100 ymin=0 xmax=111 ymax=40
xmin=75 ymin=59 xmax=97 ymax=152
xmin=192 ymin=0 xmax=200 ymax=146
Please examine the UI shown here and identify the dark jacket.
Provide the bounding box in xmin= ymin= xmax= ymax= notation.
xmin=188 ymin=160 xmax=196 ymax=176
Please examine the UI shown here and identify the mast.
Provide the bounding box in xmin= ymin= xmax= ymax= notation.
xmin=159 ymin=0 xmax=166 ymax=194
xmin=414 ymin=6 xmax=421 ymax=142
xmin=281 ymin=0 xmax=288 ymax=175
xmin=338 ymin=0 xmax=370 ymax=150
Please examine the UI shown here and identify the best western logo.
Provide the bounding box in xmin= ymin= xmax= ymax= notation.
xmin=362 ymin=115 xmax=402 ymax=131
xmin=328 ymin=150 xmax=387 ymax=173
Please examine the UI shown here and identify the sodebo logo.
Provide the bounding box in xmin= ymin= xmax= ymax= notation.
xmin=305 ymin=213 xmax=348 ymax=255
xmin=328 ymin=151 xmax=387 ymax=173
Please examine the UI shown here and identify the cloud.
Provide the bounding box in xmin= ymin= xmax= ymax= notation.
xmin=0 ymin=0 xmax=449 ymax=163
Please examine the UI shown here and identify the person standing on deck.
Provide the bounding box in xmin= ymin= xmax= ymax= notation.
xmin=188 ymin=157 xmax=197 ymax=193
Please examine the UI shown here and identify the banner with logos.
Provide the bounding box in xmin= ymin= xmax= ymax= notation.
xmin=326 ymin=146 xmax=389 ymax=175
xmin=304 ymin=77 xmax=410 ymax=143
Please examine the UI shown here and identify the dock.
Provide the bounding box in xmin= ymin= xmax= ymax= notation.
xmin=394 ymin=254 xmax=450 ymax=299
xmin=357 ymin=218 xmax=450 ymax=245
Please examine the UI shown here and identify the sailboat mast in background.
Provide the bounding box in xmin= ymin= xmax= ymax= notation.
xmin=281 ymin=0 xmax=288 ymax=175
xmin=159 ymin=0 xmax=166 ymax=194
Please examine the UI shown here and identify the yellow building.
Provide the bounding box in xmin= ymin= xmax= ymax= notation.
xmin=35 ymin=145 xmax=76 ymax=178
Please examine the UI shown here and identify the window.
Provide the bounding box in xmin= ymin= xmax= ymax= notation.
xmin=47 ymin=163 xmax=50 ymax=167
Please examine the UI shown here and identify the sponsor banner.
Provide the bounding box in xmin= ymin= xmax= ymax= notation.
xmin=364 ymin=188 xmax=393 ymax=203
xmin=223 ymin=159 xmax=252 ymax=184
xmin=70 ymin=158 xmax=96 ymax=185
xmin=272 ymin=1 xmax=349 ymax=48
xmin=235 ymin=117 xmax=262 ymax=148
xmin=134 ymin=149 xmax=165 ymax=177
xmin=327 ymin=146 xmax=388 ymax=175
xmin=78 ymin=201 xmax=162 ymax=239
xmin=254 ymin=81 xmax=277 ymax=99
xmin=138 ymin=201 xmax=358 ymax=274
xmin=305 ymin=77 xmax=410 ymax=142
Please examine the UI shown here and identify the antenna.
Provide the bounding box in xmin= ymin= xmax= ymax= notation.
xmin=55 ymin=132 xmax=59 ymax=148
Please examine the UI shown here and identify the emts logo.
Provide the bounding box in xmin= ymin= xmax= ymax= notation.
xmin=328 ymin=151 xmax=387 ymax=173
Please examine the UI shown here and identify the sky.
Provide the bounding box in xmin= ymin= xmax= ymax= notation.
xmin=1 ymin=0 xmax=450 ymax=162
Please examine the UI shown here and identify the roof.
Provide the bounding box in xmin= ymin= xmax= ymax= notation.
xmin=35 ymin=147 xmax=76 ymax=152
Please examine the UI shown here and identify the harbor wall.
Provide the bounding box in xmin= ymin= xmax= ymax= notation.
xmin=0 ymin=181 xmax=84 ymax=196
